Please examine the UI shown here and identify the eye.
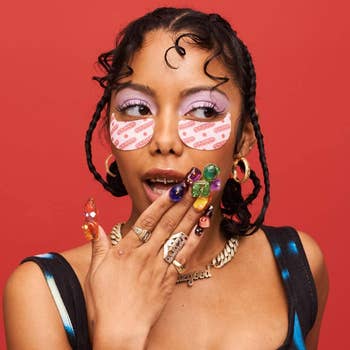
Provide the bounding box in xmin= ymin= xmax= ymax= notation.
xmin=116 ymin=99 xmax=152 ymax=117
xmin=186 ymin=101 xmax=223 ymax=119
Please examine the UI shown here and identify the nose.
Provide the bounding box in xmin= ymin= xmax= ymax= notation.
xmin=148 ymin=110 xmax=183 ymax=156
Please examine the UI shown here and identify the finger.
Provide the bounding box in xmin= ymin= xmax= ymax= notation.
xmin=89 ymin=225 xmax=110 ymax=273
xmin=158 ymin=225 xmax=198 ymax=286
xmin=146 ymin=188 xmax=200 ymax=249
xmin=161 ymin=206 xmax=214 ymax=279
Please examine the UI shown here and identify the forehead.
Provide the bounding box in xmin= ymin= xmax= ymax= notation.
xmin=124 ymin=30 xmax=235 ymax=91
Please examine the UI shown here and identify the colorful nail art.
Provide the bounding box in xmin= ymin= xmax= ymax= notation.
xmin=194 ymin=205 xmax=214 ymax=236
xmin=169 ymin=182 xmax=188 ymax=202
xmin=191 ymin=164 xmax=221 ymax=210
xmin=81 ymin=197 xmax=99 ymax=240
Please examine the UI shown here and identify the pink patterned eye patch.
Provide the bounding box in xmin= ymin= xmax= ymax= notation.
xmin=110 ymin=116 xmax=155 ymax=151
xmin=178 ymin=113 xmax=231 ymax=150
xmin=110 ymin=113 xmax=231 ymax=151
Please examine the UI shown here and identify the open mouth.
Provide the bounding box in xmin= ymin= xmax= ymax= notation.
xmin=142 ymin=169 xmax=186 ymax=200
xmin=146 ymin=177 xmax=181 ymax=195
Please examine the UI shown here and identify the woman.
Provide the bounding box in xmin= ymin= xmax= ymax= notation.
xmin=4 ymin=7 xmax=328 ymax=350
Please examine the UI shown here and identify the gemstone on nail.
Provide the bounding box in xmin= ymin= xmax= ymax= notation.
xmin=203 ymin=164 xmax=220 ymax=181
xmin=210 ymin=178 xmax=221 ymax=191
xmin=169 ymin=182 xmax=187 ymax=202
xmin=185 ymin=167 xmax=202 ymax=185
xmin=193 ymin=196 xmax=210 ymax=212
xmin=192 ymin=180 xmax=210 ymax=197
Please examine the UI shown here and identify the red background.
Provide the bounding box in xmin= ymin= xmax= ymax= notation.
xmin=0 ymin=0 xmax=349 ymax=348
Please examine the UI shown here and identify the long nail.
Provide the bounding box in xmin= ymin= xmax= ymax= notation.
xmin=169 ymin=182 xmax=187 ymax=202
xmin=82 ymin=197 xmax=99 ymax=240
xmin=194 ymin=205 xmax=214 ymax=236
xmin=185 ymin=167 xmax=202 ymax=186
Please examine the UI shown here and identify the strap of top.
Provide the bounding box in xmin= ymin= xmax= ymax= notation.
xmin=261 ymin=225 xmax=318 ymax=340
xmin=21 ymin=253 xmax=92 ymax=350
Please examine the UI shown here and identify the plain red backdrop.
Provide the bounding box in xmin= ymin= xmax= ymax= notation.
xmin=1 ymin=0 xmax=349 ymax=348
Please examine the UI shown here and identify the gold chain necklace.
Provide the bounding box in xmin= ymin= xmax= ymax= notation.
xmin=109 ymin=223 xmax=239 ymax=287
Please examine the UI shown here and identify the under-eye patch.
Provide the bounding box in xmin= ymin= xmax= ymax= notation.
xmin=178 ymin=113 xmax=231 ymax=150
xmin=110 ymin=115 xmax=155 ymax=151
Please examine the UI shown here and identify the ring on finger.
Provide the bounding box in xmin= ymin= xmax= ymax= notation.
xmin=132 ymin=225 xmax=152 ymax=243
xmin=172 ymin=259 xmax=186 ymax=274
xmin=163 ymin=232 xmax=188 ymax=264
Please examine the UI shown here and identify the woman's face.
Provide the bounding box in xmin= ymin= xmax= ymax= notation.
xmin=109 ymin=30 xmax=255 ymax=216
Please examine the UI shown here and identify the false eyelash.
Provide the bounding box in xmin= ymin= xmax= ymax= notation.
xmin=116 ymin=99 xmax=151 ymax=112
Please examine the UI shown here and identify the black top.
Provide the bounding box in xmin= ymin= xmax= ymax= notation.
xmin=21 ymin=225 xmax=317 ymax=350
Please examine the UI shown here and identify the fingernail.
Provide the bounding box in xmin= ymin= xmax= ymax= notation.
xmin=82 ymin=197 xmax=99 ymax=240
xmin=169 ymin=182 xmax=187 ymax=202
xmin=185 ymin=167 xmax=202 ymax=186
xmin=193 ymin=195 xmax=211 ymax=212
xmin=194 ymin=205 xmax=214 ymax=236
xmin=204 ymin=205 xmax=214 ymax=218
xmin=194 ymin=226 xmax=204 ymax=236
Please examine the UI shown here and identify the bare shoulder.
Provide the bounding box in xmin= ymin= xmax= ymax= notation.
xmin=3 ymin=241 xmax=91 ymax=349
xmin=296 ymin=229 xmax=329 ymax=292
xmin=296 ymin=229 xmax=329 ymax=349
xmin=3 ymin=260 xmax=71 ymax=349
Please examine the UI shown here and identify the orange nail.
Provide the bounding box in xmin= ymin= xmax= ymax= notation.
xmin=82 ymin=197 xmax=99 ymax=240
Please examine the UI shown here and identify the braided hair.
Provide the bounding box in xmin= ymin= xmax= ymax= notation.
xmin=85 ymin=7 xmax=270 ymax=237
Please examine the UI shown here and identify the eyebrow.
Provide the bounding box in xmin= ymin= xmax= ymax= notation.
xmin=114 ymin=82 xmax=229 ymax=100
xmin=114 ymin=82 xmax=156 ymax=97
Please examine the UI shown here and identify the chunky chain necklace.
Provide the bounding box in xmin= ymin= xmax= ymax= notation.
xmin=110 ymin=223 xmax=239 ymax=287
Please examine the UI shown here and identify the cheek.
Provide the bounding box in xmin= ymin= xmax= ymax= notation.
xmin=178 ymin=113 xmax=231 ymax=150
xmin=110 ymin=117 xmax=155 ymax=150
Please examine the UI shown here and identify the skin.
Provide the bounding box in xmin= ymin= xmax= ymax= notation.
xmin=3 ymin=30 xmax=329 ymax=349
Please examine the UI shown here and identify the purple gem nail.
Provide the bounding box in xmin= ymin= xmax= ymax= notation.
xmin=169 ymin=182 xmax=187 ymax=202
xmin=185 ymin=167 xmax=202 ymax=185
xmin=210 ymin=178 xmax=221 ymax=191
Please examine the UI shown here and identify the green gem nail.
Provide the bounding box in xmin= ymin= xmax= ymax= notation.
xmin=203 ymin=164 xmax=220 ymax=181
xmin=192 ymin=180 xmax=210 ymax=197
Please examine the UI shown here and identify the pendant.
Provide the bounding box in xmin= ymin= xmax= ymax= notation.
xmin=176 ymin=265 xmax=212 ymax=287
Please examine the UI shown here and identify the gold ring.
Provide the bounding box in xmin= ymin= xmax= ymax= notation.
xmin=132 ymin=225 xmax=152 ymax=243
xmin=172 ymin=259 xmax=186 ymax=274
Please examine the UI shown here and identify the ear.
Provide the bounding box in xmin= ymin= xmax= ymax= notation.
xmin=234 ymin=119 xmax=257 ymax=159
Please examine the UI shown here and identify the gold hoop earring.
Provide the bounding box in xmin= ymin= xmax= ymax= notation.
xmin=232 ymin=157 xmax=250 ymax=183
xmin=105 ymin=154 xmax=117 ymax=178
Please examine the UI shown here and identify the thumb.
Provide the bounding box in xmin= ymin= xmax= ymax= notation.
xmin=90 ymin=224 xmax=110 ymax=272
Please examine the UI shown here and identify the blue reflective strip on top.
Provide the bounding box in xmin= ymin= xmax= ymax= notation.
xmin=273 ymin=244 xmax=282 ymax=257
xmin=288 ymin=241 xmax=299 ymax=255
xmin=43 ymin=271 xmax=76 ymax=344
xmin=293 ymin=312 xmax=306 ymax=350
xmin=35 ymin=253 xmax=54 ymax=259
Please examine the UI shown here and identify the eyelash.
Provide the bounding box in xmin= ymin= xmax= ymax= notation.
xmin=116 ymin=99 xmax=152 ymax=116
xmin=115 ymin=100 xmax=224 ymax=119
xmin=186 ymin=101 xmax=224 ymax=119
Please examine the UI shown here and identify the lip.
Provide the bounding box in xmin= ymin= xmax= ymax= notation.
xmin=142 ymin=168 xmax=187 ymax=202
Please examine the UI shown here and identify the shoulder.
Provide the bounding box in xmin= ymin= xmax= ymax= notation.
xmin=3 ymin=243 xmax=91 ymax=349
xmin=3 ymin=260 xmax=71 ymax=349
xmin=296 ymin=229 xmax=329 ymax=348
xmin=296 ymin=229 xmax=329 ymax=305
